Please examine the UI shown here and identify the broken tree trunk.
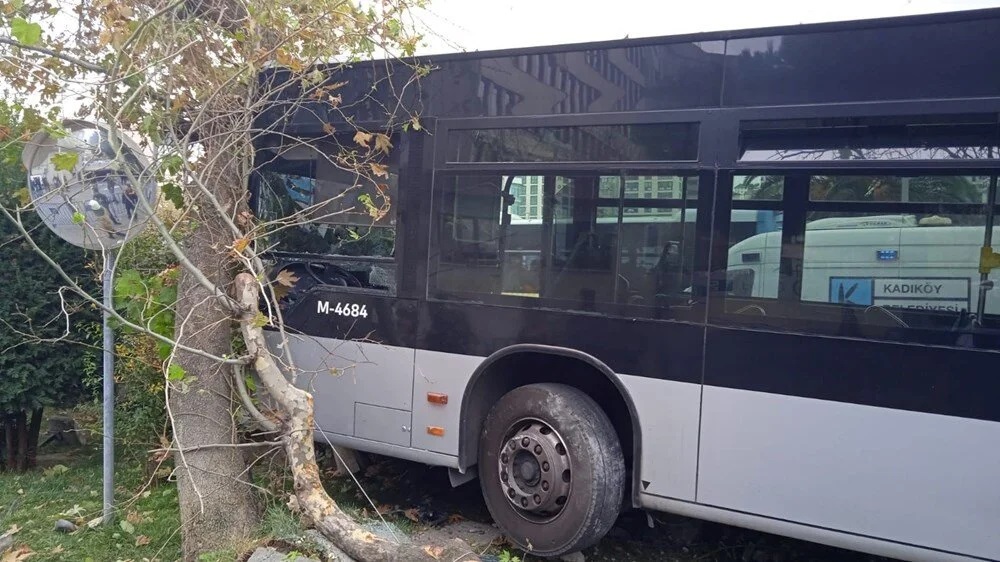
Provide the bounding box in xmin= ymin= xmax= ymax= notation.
xmin=232 ymin=272 xmax=480 ymax=562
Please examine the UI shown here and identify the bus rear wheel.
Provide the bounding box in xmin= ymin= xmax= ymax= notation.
xmin=478 ymin=383 xmax=625 ymax=557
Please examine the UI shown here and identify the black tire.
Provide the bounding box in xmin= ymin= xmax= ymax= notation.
xmin=478 ymin=383 xmax=625 ymax=557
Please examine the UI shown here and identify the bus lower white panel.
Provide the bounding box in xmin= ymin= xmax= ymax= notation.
xmin=412 ymin=350 xmax=484 ymax=455
xmin=698 ymin=386 xmax=1000 ymax=561
xmin=640 ymin=494 xmax=976 ymax=562
xmin=620 ymin=375 xmax=700 ymax=501
xmin=268 ymin=333 xmax=416 ymax=438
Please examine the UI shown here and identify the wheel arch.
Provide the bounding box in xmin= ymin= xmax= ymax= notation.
xmin=458 ymin=344 xmax=643 ymax=507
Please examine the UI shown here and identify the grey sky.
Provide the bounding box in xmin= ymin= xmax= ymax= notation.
xmin=412 ymin=0 xmax=1000 ymax=55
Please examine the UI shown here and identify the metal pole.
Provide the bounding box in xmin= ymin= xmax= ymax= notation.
xmin=102 ymin=251 xmax=116 ymax=525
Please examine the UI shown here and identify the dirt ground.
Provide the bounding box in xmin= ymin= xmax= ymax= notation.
xmin=325 ymin=452 xmax=892 ymax=562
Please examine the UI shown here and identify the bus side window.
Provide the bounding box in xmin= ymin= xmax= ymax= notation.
xmin=724 ymin=171 xmax=1000 ymax=344
xmin=798 ymin=174 xmax=991 ymax=334
xmin=615 ymin=175 xmax=698 ymax=307
xmin=256 ymin=139 xmax=399 ymax=295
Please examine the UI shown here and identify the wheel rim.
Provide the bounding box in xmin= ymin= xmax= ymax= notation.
xmin=496 ymin=418 xmax=572 ymax=522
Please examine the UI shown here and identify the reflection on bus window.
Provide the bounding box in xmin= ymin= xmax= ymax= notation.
xmin=722 ymin=172 xmax=1000 ymax=335
xmin=726 ymin=175 xmax=784 ymax=306
xmin=257 ymin=147 xmax=397 ymax=258
xmin=809 ymin=175 xmax=989 ymax=204
xmin=434 ymin=173 xmax=701 ymax=312
xmin=725 ymin=210 xmax=782 ymax=301
xmin=733 ymin=175 xmax=784 ymax=200
xmin=802 ymin=210 xmax=993 ymax=325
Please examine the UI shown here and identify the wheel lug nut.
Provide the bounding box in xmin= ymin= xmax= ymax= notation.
xmin=501 ymin=471 xmax=508 ymax=482
xmin=521 ymin=437 xmax=530 ymax=447
xmin=534 ymin=445 xmax=542 ymax=454
xmin=542 ymin=461 xmax=549 ymax=471
xmin=533 ymin=494 xmax=541 ymax=504
xmin=542 ymin=481 xmax=549 ymax=491
xmin=508 ymin=440 xmax=516 ymax=449
xmin=501 ymin=453 xmax=508 ymax=463
xmin=508 ymin=488 xmax=516 ymax=499
xmin=521 ymin=497 xmax=528 ymax=507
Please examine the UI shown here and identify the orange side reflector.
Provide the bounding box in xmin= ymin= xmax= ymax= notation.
xmin=426 ymin=426 xmax=445 ymax=437
xmin=426 ymin=392 xmax=448 ymax=405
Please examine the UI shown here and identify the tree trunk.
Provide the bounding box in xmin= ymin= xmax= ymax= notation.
xmin=14 ymin=411 xmax=27 ymax=472
xmin=233 ymin=273 xmax=479 ymax=562
xmin=3 ymin=415 xmax=13 ymax=471
xmin=169 ymin=147 xmax=260 ymax=559
xmin=26 ymin=408 xmax=42 ymax=469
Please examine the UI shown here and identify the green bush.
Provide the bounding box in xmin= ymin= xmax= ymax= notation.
xmin=0 ymin=102 xmax=100 ymax=470
xmin=111 ymin=229 xmax=179 ymax=456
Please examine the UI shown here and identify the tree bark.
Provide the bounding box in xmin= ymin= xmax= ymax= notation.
xmin=233 ymin=273 xmax=479 ymax=562
xmin=169 ymin=144 xmax=260 ymax=560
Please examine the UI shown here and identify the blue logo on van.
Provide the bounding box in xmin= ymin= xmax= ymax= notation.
xmin=829 ymin=277 xmax=874 ymax=305
xmin=876 ymin=249 xmax=899 ymax=261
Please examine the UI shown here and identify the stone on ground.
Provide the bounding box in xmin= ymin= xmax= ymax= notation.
xmin=53 ymin=519 xmax=78 ymax=533
xmin=248 ymin=546 xmax=320 ymax=562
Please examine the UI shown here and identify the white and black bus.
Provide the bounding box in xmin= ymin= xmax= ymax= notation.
xmin=253 ymin=8 xmax=1000 ymax=561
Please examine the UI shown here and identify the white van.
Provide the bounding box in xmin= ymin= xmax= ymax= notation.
xmin=726 ymin=215 xmax=999 ymax=316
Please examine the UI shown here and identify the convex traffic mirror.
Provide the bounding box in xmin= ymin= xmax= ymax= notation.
xmin=21 ymin=120 xmax=158 ymax=250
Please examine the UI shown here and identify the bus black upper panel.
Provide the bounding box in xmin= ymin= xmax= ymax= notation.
xmin=256 ymin=7 xmax=1000 ymax=134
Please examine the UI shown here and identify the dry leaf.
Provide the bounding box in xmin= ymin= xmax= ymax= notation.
xmin=322 ymin=123 xmax=336 ymax=135
xmin=353 ymin=130 xmax=372 ymax=147
xmin=1 ymin=546 xmax=34 ymax=562
xmin=376 ymin=504 xmax=393 ymax=515
xmin=374 ymin=133 xmax=393 ymax=155
xmin=369 ymin=162 xmax=389 ymax=178
xmin=422 ymin=545 xmax=444 ymax=559
xmin=231 ymin=238 xmax=250 ymax=254
xmin=171 ymin=93 xmax=188 ymax=112
xmin=446 ymin=513 xmax=465 ymax=524
xmin=275 ymin=269 xmax=299 ymax=287
xmin=272 ymin=269 xmax=299 ymax=301
xmin=135 ymin=535 xmax=151 ymax=546
xmin=48 ymin=546 xmax=64 ymax=555
xmin=5 ymin=524 xmax=20 ymax=535
xmin=403 ymin=508 xmax=421 ymax=523
xmin=126 ymin=510 xmax=143 ymax=525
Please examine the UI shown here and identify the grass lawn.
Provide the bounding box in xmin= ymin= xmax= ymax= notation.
xmin=0 ymin=445 xmax=182 ymax=562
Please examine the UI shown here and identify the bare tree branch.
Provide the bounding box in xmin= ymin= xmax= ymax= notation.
xmin=0 ymin=36 xmax=108 ymax=73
